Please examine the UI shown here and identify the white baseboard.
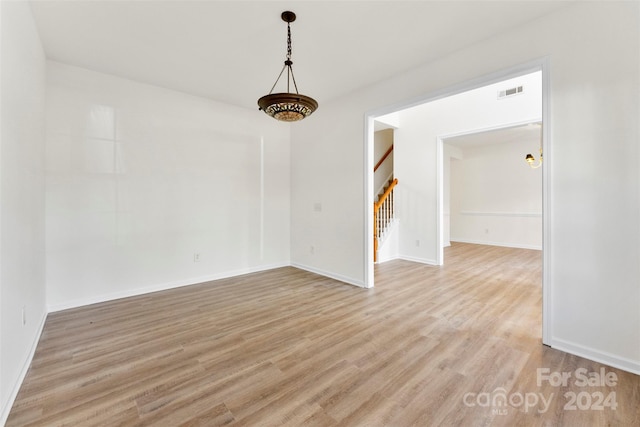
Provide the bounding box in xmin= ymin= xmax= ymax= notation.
xmin=290 ymin=263 xmax=366 ymax=288
xmin=450 ymin=238 xmax=542 ymax=251
xmin=398 ymin=254 xmax=439 ymax=266
xmin=373 ymin=254 xmax=439 ymax=266
xmin=550 ymin=337 xmax=640 ymax=376
xmin=47 ymin=263 xmax=289 ymax=312
xmin=1 ymin=312 xmax=47 ymax=426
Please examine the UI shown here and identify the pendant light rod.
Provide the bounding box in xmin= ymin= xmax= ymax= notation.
xmin=266 ymin=13 xmax=300 ymax=96
xmin=268 ymin=64 xmax=288 ymax=95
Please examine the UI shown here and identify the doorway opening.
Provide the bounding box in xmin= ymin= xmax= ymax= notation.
xmin=441 ymin=119 xmax=543 ymax=263
xmin=364 ymin=61 xmax=550 ymax=344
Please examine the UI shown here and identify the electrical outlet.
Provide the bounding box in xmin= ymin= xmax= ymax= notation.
xmin=485 ymin=229 xmax=489 ymax=234
xmin=415 ymin=240 xmax=420 ymax=247
xmin=193 ymin=253 xmax=201 ymax=262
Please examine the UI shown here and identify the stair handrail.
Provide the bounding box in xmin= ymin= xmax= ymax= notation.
xmin=374 ymin=144 xmax=394 ymax=172
xmin=374 ymin=178 xmax=398 ymax=262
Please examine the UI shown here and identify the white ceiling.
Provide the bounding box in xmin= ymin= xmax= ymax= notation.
xmin=29 ymin=1 xmax=568 ymax=110
xmin=444 ymin=122 xmax=542 ymax=149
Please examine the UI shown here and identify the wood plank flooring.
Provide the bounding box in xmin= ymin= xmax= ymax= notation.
xmin=7 ymin=243 xmax=640 ymax=426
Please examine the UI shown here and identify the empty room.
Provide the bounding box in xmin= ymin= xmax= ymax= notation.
xmin=2 ymin=1 xmax=639 ymax=426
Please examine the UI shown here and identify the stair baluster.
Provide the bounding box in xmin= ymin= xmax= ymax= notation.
xmin=374 ymin=178 xmax=398 ymax=262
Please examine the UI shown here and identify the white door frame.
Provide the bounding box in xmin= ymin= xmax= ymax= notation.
xmin=364 ymin=58 xmax=551 ymax=345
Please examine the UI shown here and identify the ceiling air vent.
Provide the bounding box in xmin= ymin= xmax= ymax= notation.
xmin=497 ymin=85 xmax=523 ymax=99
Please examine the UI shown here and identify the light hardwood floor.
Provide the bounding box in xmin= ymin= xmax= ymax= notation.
xmin=7 ymin=243 xmax=639 ymax=426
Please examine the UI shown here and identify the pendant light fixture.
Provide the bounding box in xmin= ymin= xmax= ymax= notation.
xmin=525 ymin=149 xmax=543 ymax=169
xmin=258 ymin=11 xmax=318 ymax=122
xmin=525 ymin=122 xmax=543 ymax=169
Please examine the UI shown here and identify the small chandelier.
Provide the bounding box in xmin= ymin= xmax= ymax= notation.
xmin=258 ymin=11 xmax=318 ymax=122
xmin=525 ymin=148 xmax=543 ymax=169
xmin=525 ymin=122 xmax=543 ymax=169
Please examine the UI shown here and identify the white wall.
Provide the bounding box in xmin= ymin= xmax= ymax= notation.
xmin=449 ymin=137 xmax=542 ymax=250
xmin=46 ymin=62 xmax=291 ymax=311
xmin=290 ymin=2 xmax=640 ymax=373
xmin=290 ymin=98 xmax=369 ymax=285
xmin=0 ymin=1 xmax=48 ymax=423
xmin=394 ymin=72 xmax=541 ymax=264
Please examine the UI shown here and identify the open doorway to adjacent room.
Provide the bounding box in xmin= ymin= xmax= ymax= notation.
xmin=441 ymin=120 xmax=543 ymax=260
xmin=365 ymin=63 xmax=548 ymax=343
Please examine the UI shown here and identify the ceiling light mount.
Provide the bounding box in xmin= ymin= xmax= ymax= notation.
xmin=258 ymin=10 xmax=318 ymax=122
xmin=281 ymin=10 xmax=296 ymax=23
